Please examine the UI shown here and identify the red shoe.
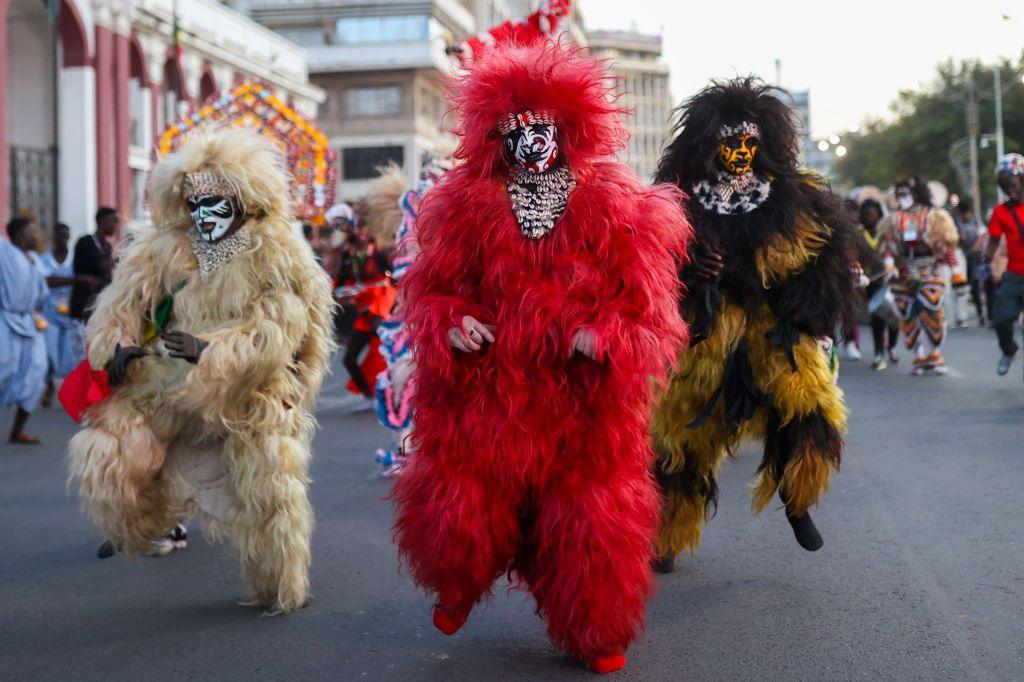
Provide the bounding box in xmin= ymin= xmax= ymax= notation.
xmin=588 ymin=654 xmax=627 ymax=674
xmin=432 ymin=606 xmax=467 ymax=636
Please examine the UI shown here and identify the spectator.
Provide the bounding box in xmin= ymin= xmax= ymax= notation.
xmin=38 ymin=223 xmax=92 ymax=406
xmin=70 ymin=207 xmax=117 ymax=321
xmin=987 ymin=154 xmax=1024 ymax=377
xmin=857 ymin=199 xmax=900 ymax=370
xmin=0 ymin=217 xmax=49 ymax=443
xmin=955 ymin=199 xmax=984 ymax=324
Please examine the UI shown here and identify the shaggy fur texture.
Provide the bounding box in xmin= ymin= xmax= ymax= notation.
xmin=392 ymin=42 xmax=690 ymax=662
xmin=362 ymin=163 xmax=406 ymax=249
xmin=652 ymin=78 xmax=855 ymax=558
xmin=67 ymin=128 xmax=335 ymax=614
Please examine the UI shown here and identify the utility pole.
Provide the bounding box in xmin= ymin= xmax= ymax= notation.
xmin=965 ymin=76 xmax=983 ymax=218
xmin=994 ymin=68 xmax=1006 ymax=202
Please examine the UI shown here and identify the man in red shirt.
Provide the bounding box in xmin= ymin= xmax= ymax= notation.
xmin=986 ymin=153 xmax=1024 ymax=377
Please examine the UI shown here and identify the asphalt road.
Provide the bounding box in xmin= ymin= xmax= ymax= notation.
xmin=2 ymin=324 xmax=1023 ymax=681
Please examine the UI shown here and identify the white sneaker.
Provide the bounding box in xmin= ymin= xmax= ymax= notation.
xmin=845 ymin=344 xmax=862 ymax=361
xmin=145 ymin=538 xmax=176 ymax=557
xmin=871 ymin=355 xmax=887 ymax=371
xmin=145 ymin=524 xmax=187 ymax=557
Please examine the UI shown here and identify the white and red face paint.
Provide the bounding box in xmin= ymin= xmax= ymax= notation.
xmin=503 ymin=120 xmax=560 ymax=174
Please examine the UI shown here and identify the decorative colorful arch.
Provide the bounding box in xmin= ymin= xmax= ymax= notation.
xmin=158 ymin=82 xmax=337 ymax=225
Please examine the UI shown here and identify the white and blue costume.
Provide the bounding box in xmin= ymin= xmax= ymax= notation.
xmin=38 ymin=251 xmax=85 ymax=378
xmin=0 ymin=241 xmax=49 ymax=413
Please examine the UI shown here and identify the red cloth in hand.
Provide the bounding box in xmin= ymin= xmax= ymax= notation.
xmin=59 ymin=359 xmax=111 ymax=423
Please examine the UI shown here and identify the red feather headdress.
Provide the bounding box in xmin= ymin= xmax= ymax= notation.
xmin=446 ymin=41 xmax=626 ymax=183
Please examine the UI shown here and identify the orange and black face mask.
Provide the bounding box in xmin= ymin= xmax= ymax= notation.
xmin=716 ymin=122 xmax=761 ymax=176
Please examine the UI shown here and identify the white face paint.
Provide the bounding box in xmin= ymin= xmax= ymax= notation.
xmin=896 ymin=190 xmax=915 ymax=211
xmin=187 ymin=194 xmax=238 ymax=242
xmin=505 ymin=123 xmax=559 ymax=174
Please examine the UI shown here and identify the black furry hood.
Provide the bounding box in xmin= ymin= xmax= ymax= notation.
xmin=655 ymin=76 xmax=802 ymax=189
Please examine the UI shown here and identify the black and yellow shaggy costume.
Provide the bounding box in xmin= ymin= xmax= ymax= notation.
xmin=651 ymin=78 xmax=857 ymax=570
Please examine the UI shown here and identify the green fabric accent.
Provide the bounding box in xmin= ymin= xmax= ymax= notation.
xmin=141 ymin=281 xmax=187 ymax=343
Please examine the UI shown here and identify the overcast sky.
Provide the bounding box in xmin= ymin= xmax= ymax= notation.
xmin=580 ymin=0 xmax=1023 ymax=137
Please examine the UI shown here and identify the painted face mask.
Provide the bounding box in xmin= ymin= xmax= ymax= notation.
xmin=717 ymin=122 xmax=760 ymax=176
xmin=183 ymin=171 xmax=241 ymax=243
xmin=896 ymin=188 xmax=914 ymax=211
xmin=499 ymin=111 xmax=559 ymax=174
xmin=187 ymin=194 xmax=238 ymax=242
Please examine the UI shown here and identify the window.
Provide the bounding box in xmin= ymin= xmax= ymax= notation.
xmin=343 ymin=146 xmax=404 ymax=180
xmin=335 ymin=15 xmax=429 ymax=44
xmin=276 ymin=27 xmax=326 ymax=46
xmin=345 ymin=86 xmax=401 ymax=117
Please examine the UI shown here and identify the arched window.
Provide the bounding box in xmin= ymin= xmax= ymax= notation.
xmin=162 ymin=57 xmax=186 ymax=124
xmin=200 ymin=69 xmax=217 ymax=102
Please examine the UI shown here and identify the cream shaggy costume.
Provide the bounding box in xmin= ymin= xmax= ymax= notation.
xmin=68 ymin=128 xmax=335 ymax=614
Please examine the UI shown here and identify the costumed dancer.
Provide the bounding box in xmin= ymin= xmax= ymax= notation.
xmin=1 ymin=217 xmax=49 ymax=444
xmin=67 ymin=128 xmax=335 ymax=614
xmin=368 ymin=159 xmax=452 ymax=476
xmin=877 ymin=177 xmax=959 ymax=376
xmin=38 ymin=222 xmax=87 ymax=404
xmin=651 ymin=78 xmax=857 ymax=572
xmin=392 ymin=42 xmax=690 ymax=673
xmin=328 ymin=204 xmax=397 ymax=402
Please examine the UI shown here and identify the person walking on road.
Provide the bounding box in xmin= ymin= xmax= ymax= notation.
xmin=986 ymin=154 xmax=1024 ymax=378
xmin=0 ymin=217 xmax=49 ymax=444
xmin=955 ymin=200 xmax=985 ymax=325
xmin=858 ymin=199 xmax=900 ymax=370
xmin=70 ymin=207 xmax=117 ymax=321
xmin=38 ymin=223 xmax=90 ymax=406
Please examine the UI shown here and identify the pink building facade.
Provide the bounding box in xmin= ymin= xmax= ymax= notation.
xmin=2 ymin=0 xmax=322 ymax=239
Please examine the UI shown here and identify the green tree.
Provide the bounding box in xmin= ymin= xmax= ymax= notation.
xmin=837 ymin=54 xmax=1024 ymax=213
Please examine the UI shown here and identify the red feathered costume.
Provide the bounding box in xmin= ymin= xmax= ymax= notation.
xmin=392 ymin=43 xmax=690 ymax=671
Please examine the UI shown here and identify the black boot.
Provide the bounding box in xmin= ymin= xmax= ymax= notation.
xmin=652 ymin=554 xmax=676 ymax=574
xmin=97 ymin=540 xmax=117 ymax=559
xmin=786 ymin=511 xmax=823 ymax=552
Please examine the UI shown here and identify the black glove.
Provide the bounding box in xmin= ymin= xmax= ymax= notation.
xmin=161 ymin=330 xmax=208 ymax=364
xmin=105 ymin=344 xmax=145 ymax=387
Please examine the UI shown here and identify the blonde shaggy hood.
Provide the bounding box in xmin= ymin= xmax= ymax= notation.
xmin=361 ymin=163 xmax=405 ymax=249
xmin=69 ymin=126 xmax=336 ymax=615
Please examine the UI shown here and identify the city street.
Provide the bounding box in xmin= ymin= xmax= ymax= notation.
xmin=1 ymin=325 xmax=1022 ymax=681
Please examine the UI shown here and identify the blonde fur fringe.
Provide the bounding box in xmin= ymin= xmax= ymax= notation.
xmin=68 ymin=126 xmax=336 ymax=614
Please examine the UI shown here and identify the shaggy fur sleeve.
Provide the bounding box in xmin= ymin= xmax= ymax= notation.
xmin=86 ymin=230 xmax=178 ymax=369
xmin=768 ymin=188 xmax=858 ymax=336
xmin=184 ymin=288 xmax=307 ymax=417
xmin=587 ymin=183 xmax=691 ymax=379
xmin=929 ymin=209 xmax=959 ymax=251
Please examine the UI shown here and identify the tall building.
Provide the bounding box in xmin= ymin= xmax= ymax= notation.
xmin=241 ymin=0 xmax=592 ymax=200
xmin=241 ymin=0 xmax=535 ymax=201
xmin=776 ymin=88 xmax=838 ymax=179
xmin=585 ymin=29 xmax=671 ymax=182
xmin=2 ymin=0 xmax=323 ymax=240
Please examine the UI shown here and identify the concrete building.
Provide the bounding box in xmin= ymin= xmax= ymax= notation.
xmin=776 ymin=87 xmax=839 ymax=180
xmin=585 ymin=29 xmax=671 ymax=182
xmin=2 ymin=0 xmax=323 ymax=240
xmin=241 ymin=0 xmax=541 ymax=200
